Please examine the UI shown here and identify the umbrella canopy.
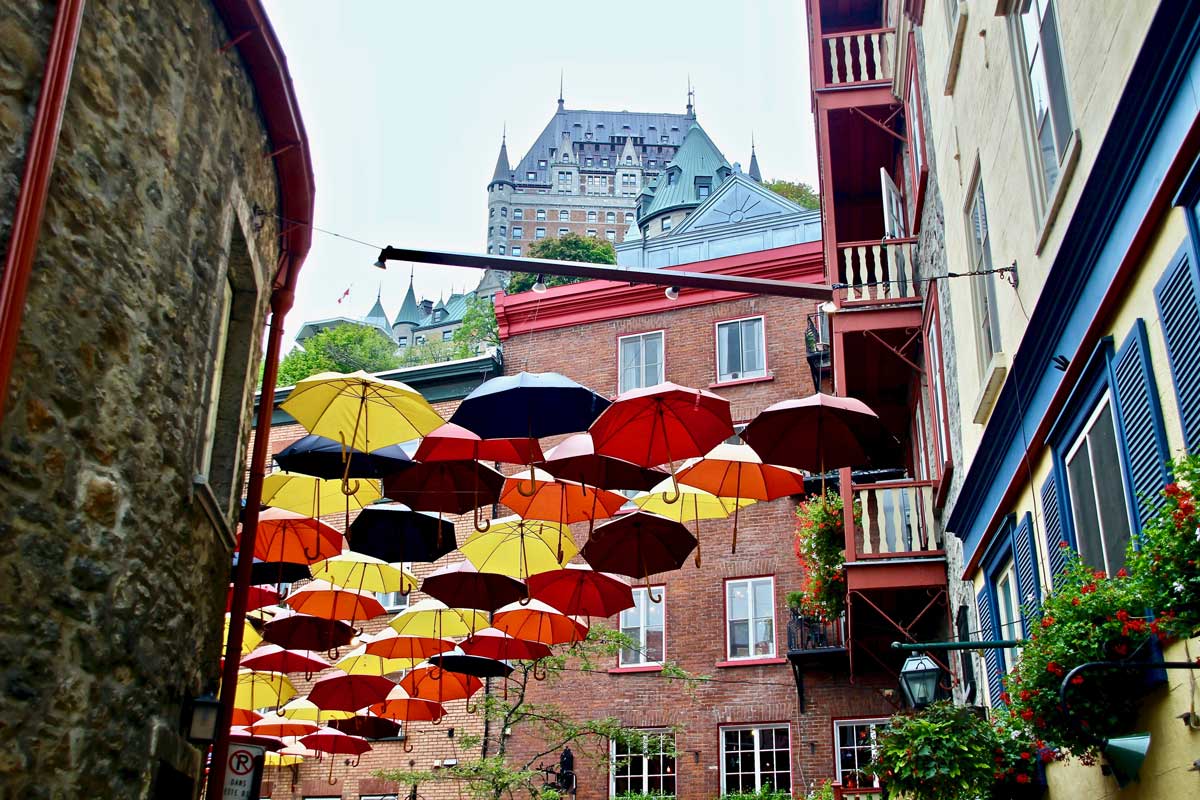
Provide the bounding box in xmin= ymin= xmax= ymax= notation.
xmin=227 ymin=584 xmax=279 ymax=613
xmin=363 ymin=629 xmax=454 ymax=662
xmin=449 ymin=371 xmax=611 ymax=439
xmin=262 ymin=473 xmax=382 ymax=518
xmin=301 ymin=727 xmax=373 ymax=779
xmin=493 ymin=599 xmax=589 ymax=645
xmin=225 ymin=614 xmax=262 ymax=656
xmin=249 ymin=714 xmax=320 ymax=739
xmin=382 ymin=459 xmax=505 ymax=518
xmin=264 ymin=751 xmax=305 ymax=767
xmin=538 ymin=433 xmax=668 ymax=491
xmin=241 ymin=644 xmax=330 ymax=676
xmin=526 ymin=564 xmax=635 ymax=618
xmin=229 ymin=726 xmax=286 ymax=752
xmin=347 ymin=502 xmax=456 ymax=563
xmin=420 ymin=561 xmax=528 ymax=612
xmin=279 ymin=696 xmax=355 ymax=722
xmin=336 ymin=646 xmax=415 ymax=676
xmin=281 ymin=370 xmax=444 ymax=451
xmin=399 ymin=664 xmax=483 ymax=703
xmin=460 ymin=517 xmax=576 ymax=580
xmin=311 ymin=552 xmax=417 ymax=595
xmin=428 ymin=653 xmax=514 ymax=679
xmin=414 ymin=422 xmax=544 ymax=464
xmin=589 ymin=382 xmax=733 ymax=469
xmin=249 ymin=508 xmax=343 ymax=565
xmin=329 ymin=713 xmax=402 ymax=740
xmin=231 ymin=552 xmax=311 ymax=586
xmin=367 ymin=686 xmax=447 ymax=723
xmin=499 ymin=468 xmax=627 ymax=525
xmin=275 ymin=433 xmax=416 ymax=479
xmin=741 ymin=392 xmax=888 ymax=472
xmin=461 ymin=628 xmax=552 ymax=661
xmin=261 ymin=609 xmax=356 ymax=652
xmin=387 ymin=598 xmax=489 ymax=639
xmin=632 ymin=479 xmax=753 ymax=521
xmin=580 ymin=511 xmax=697 ymax=583
xmin=233 ymin=670 xmax=296 ymax=710
xmin=284 ymin=580 xmax=387 ymax=622
xmin=307 ymin=671 xmax=396 ymax=712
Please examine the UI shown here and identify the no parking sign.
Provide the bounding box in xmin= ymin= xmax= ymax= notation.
xmin=222 ymin=743 xmax=264 ymax=800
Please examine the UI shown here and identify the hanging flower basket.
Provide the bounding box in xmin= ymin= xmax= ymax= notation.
xmin=792 ymin=489 xmax=857 ymax=621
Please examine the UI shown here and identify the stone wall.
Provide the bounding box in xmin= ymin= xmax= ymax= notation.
xmin=0 ymin=2 xmax=283 ymax=797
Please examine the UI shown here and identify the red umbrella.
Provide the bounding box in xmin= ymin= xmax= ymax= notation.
xmin=308 ymin=671 xmax=396 ymax=713
xmin=284 ymin=580 xmax=387 ymax=622
xmin=229 ymin=726 xmax=286 ymax=752
xmin=538 ymin=433 xmax=669 ymax=491
xmin=329 ymin=712 xmax=402 ymax=740
xmin=741 ymin=392 xmax=889 ymax=473
xmin=420 ymin=561 xmax=528 ymax=611
xmin=461 ymin=627 xmax=552 ymax=661
xmin=261 ymin=609 xmax=356 ymax=653
xmin=250 ymin=508 xmax=343 ymax=565
xmin=526 ymin=564 xmax=635 ymax=618
xmin=414 ymin=422 xmax=544 ymax=464
xmin=227 ymin=583 xmax=279 ymax=613
xmin=493 ymin=599 xmax=589 ymax=645
xmin=241 ymin=644 xmax=331 ymax=678
xmin=300 ymin=727 xmax=373 ymax=780
xmin=249 ymin=714 xmax=320 ymax=738
xmin=230 ymin=708 xmax=262 ymax=727
xmin=399 ymin=664 xmax=483 ymax=706
xmin=382 ymin=460 xmax=505 ymax=531
xmin=362 ymin=629 xmax=454 ymax=661
xmin=368 ymin=685 xmax=447 ymax=724
xmin=580 ymin=511 xmax=697 ymax=602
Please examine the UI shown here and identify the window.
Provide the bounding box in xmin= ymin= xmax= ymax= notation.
xmin=536 ymin=209 xmax=546 ymax=221
xmin=716 ymin=317 xmax=766 ymax=382
xmin=648 ymin=159 xmax=656 ymax=167
xmin=488 ymin=226 xmax=494 ymax=237
xmin=612 ymin=731 xmax=675 ymax=797
xmin=588 ymin=210 xmax=597 ymax=223
xmin=538 ymin=159 xmax=547 ymax=168
xmin=398 ymin=336 xmax=408 ymax=347
xmin=526 ymin=171 xmax=537 ymax=180
xmin=943 ymin=0 xmax=960 ymax=38
xmin=500 ymin=207 xmax=507 ymax=218
xmin=601 ymin=158 xmax=609 ymax=167
xmin=499 ymin=226 xmax=506 ymax=236
xmin=536 ymin=227 xmax=546 ymax=239
xmin=924 ymin=301 xmax=951 ymax=473
xmin=661 ymin=217 xmax=672 ymax=232
xmin=606 ymin=230 xmax=616 ymax=241
xmin=512 ymin=226 xmax=523 ymax=239
xmin=377 ymin=585 xmax=410 ymax=612
xmin=1064 ymin=393 xmax=1132 ymax=576
xmin=625 ymin=155 xmax=632 ymax=165
xmin=1010 ymin=0 xmax=1073 ymax=207
xmin=498 ymin=245 xmax=506 ymax=256
xmin=618 ymin=331 xmax=664 ymax=394
xmin=489 ymin=207 xmax=495 ymax=218
xmin=558 ymin=173 xmax=570 ymax=186
xmin=721 ymin=725 xmax=790 ymax=794
xmin=199 ymin=278 xmax=233 ymax=481
xmin=725 ymin=577 xmax=775 ymax=659
xmin=994 ymin=559 xmax=1021 ymax=671
xmin=606 ymin=211 xmax=616 ymax=223
xmin=559 ymin=209 xmax=570 ymax=221
xmin=415 ymin=335 xmax=426 ymax=345
xmin=660 ymin=135 xmax=669 ymax=143
xmin=511 ymin=246 xmax=521 ymax=257
xmin=619 ymin=587 xmax=664 ymax=666
xmin=513 ymin=208 xmax=523 ymax=220
xmin=586 ymin=229 xmax=597 ymax=237
xmin=698 ymin=184 xmax=710 ymax=199
xmin=966 ymin=177 xmax=1002 ymax=375
xmin=559 ymin=228 xmax=569 ymax=236
xmin=586 ymin=157 xmax=594 ymax=167
xmin=835 ymin=720 xmax=886 ymax=788
xmin=667 ymin=172 xmax=678 ymax=186
xmin=625 ymin=212 xmax=634 ymax=223
xmin=487 ymin=245 xmax=494 ymax=254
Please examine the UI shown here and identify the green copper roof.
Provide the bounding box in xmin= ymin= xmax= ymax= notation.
xmin=394 ymin=277 xmax=422 ymax=325
xmin=640 ymin=123 xmax=731 ymax=220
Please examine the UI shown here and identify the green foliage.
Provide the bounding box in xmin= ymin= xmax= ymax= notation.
xmin=394 ymin=339 xmax=458 ymax=368
xmin=802 ymin=780 xmax=836 ymax=800
xmin=719 ymin=785 xmax=792 ymax=800
xmin=507 ymin=233 xmax=617 ymax=294
xmin=867 ymin=702 xmax=1002 ymax=800
xmin=785 ymin=590 xmax=806 ymax=611
xmin=452 ymin=294 xmax=500 ymax=356
xmin=764 ymin=179 xmax=819 ymax=209
xmin=792 ymin=490 xmax=854 ymax=620
xmin=273 ymin=323 xmax=399 ymax=386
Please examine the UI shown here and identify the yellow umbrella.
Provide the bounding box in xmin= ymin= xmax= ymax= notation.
xmin=278 ymin=696 xmax=355 ymax=722
xmin=311 ymin=552 xmax=417 ymax=595
xmin=280 ymin=370 xmax=444 ymax=452
xmin=632 ymin=478 xmax=756 ymax=567
xmin=264 ymin=752 xmax=304 ymax=767
xmin=336 ymin=645 xmax=417 ymax=676
xmin=261 ymin=473 xmax=381 ymax=518
xmin=234 ymin=669 xmax=296 ymax=710
xmin=225 ymin=614 xmax=262 ymax=656
xmin=387 ymin=598 xmax=488 ymax=639
xmin=460 ymin=516 xmax=576 ymax=579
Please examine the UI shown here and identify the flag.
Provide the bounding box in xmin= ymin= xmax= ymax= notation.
xmin=336 ymin=286 xmax=351 ymax=304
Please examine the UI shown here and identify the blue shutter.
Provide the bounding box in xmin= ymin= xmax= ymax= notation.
xmin=1040 ymin=473 xmax=1068 ymax=587
xmin=1012 ymin=512 xmax=1041 ymax=632
xmin=1111 ymin=319 xmax=1172 ymax=530
xmin=976 ymin=588 xmax=1004 ymax=706
xmin=1155 ymin=246 xmax=1200 ymax=449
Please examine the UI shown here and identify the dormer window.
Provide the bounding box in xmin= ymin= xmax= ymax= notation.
xmin=660 ymin=135 xmax=669 ymax=143
xmin=668 ymin=172 xmax=678 ymax=186
xmin=538 ymin=160 xmax=547 ymax=168
xmin=526 ymin=171 xmax=536 ymax=180
xmin=625 ymin=155 xmax=633 ymax=165
xmin=563 ymin=151 xmax=570 ymax=162
xmin=585 ymin=131 xmax=593 ymax=140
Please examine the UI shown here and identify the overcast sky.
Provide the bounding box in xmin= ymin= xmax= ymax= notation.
xmin=263 ymin=0 xmax=817 ymax=349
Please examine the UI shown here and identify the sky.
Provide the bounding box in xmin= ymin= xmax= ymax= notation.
xmin=263 ymin=0 xmax=818 ymax=350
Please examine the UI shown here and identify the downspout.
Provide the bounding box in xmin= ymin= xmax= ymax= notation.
xmin=0 ymin=0 xmax=86 ymax=425
xmin=207 ymin=258 xmax=297 ymax=798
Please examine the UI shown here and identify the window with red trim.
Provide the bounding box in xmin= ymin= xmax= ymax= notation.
xmin=905 ymin=44 xmax=929 ymax=232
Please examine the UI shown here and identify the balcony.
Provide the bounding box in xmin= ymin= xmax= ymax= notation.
xmin=843 ymin=479 xmax=947 ymax=592
xmin=835 ymin=237 xmax=920 ymax=306
xmin=821 ymin=28 xmax=894 ymax=88
xmin=787 ymin=612 xmax=847 ymax=655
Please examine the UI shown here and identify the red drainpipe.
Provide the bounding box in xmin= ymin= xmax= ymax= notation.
xmin=0 ymin=0 xmax=86 ymax=425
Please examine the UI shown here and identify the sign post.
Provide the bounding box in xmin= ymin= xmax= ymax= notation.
xmin=222 ymin=743 xmax=265 ymax=800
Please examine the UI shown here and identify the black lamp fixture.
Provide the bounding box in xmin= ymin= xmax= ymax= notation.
xmin=186 ymin=691 xmax=221 ymax=745
xmin=898 ymin=653 xmax=940 ymax=709
xmin=664 ymin=285 xmax=680 ymax=300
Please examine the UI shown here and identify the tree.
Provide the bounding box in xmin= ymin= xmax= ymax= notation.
xmin=272 ymin=323 xmax=400 ymax=386
xmin=452 ymin=294 xmax=501 ymax=357
xmin=507 ymin=233 xmax=617 ymax=294
xmin=764 ymin=179 xmax=819 ymax=210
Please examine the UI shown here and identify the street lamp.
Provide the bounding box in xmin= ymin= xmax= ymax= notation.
xmin=186 ymin=692 xmax=222 ymax=745
xmin=898 ymin=654 xmax=940 ymax=709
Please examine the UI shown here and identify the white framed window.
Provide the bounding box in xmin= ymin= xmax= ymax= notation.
xmin=512 ymin=227 xmax=523 ymax=239
xmin=965 ymin=176 xmax=1001 ymax=375
xmin=511 ymin=246 xmax=522 ymax=258
xmin=697 ymin=184 xmax=710 ymax=199
xmin=586 ymin=157 xmax=594 ymax=167
xmin=725 ymin=577 xmax=775 ymax=659
xmin=587 ymin=229 xmax=597 ymax=237
xmin=500 ymin=207 xmax=507 ymax=218
xmin=625 ymin=212 xmax=634 ymax=223
xmin=618 ymin=331 xmax=664 ymax=394
xmin=588 ymin=210 xmax=597 ymax=222
xmin=720 ymin=725 xmax=790 ymax=794
xmin=526 ymin=171 xmax=536 ymax=180
xmin=661 ymin=217 xmax=672 ymax=232
xmin=513 ymin=208 xmax=523 ymax=220
xmin=559 ymin=209 xmax=570 ymax=221
xmin=606 ymin=230 xmax=616 ymax=241
xmin=994 ymin=558 xmax=1021 ymax=671
xmin=925 ymin=311 xmax=951 ymax=469
xmin=498 ymin=245 xmax=506 ymax=256
xmin=538 ymin=159 xmax=547 ymax=168
xmin=398 ymin=336 xmax=408 ymax=347
xmin=1064 ymin=392 xmax=1132 ymax=576
xmin=611 ymin=730 xmax=675 ymax=798
xmin=535 ymin=228 xmax=546 ymax=239
xmin=536 ymin=209 xmax=546 ymax=221
xmin=648 ymin=160 xmax=656 ymax=167
xmin=834 ymin=719 xmax=886 ymax=788
xmin=558 ymin=228 xmax=569 ymax=236
xmin=716 ymin=316 xmax=766 ymax=383
xmin=606 ymin=211 xmax=616 ymax=223
xmin=619 ymin=587 xmax=664 ymax=666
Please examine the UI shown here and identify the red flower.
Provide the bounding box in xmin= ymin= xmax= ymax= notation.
xmin=1000 ymin=692 xmax=1011 ymax=705
xmin=1081 ymin=583 xmax=1096 ymax=594
xmin=1165 ymin=482 xmax=1182 ymax=497
xmin=1113 ymin=643 xmax=1129 ymax=656
xmin=1016 ymin=774 xmax=1031 ymax=784
xmin=1019 ymin=689 xmax=1032 ymax=701
xmin=1058 ymin=540 xmax=1070 ymax=549
xmin=1072 ymin=597 xmax=1081 ymax=606
xmin=1041 ymin=750 xmax=1056 ymax=763
xmin=1116 ymin=567 xmax=1128 ymax=578
xmin=1070 ymin=675 xmax=1084 ymax=685
xmin=1041 ymin=616 xmax=1055 ymax=628
xmin=1046 ymin=662 xmax=1064 ymax=676
xmin=1093 ymin=570 xmax=1106 ymax=579
xmin=1021 ymin=709 xmax=1034 ymax=721
xmin=1020 ymin=751 xmax=1032 ymax=760
xmin=1116 ymin=609 xmax=1130 ymax=622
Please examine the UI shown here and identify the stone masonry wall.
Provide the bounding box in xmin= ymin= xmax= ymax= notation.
xmin=0 ymin=2 xmax=282 ymax=797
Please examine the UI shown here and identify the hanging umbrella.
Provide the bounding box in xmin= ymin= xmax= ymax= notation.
xmin=537 ymin=432 xmax=669 ymax=491
xmin=368 ymin=686 xmax=447 ymax=724
xmin=526 ymin=564 xmax=635 ymax=618
xmin=284 ymin=580 xmax=387 ymax=623
xmin=347 ymin=502 xmax=457 ymax=563
xmin=414 ymin=422 xmax=544 ymax=464
xmin=449 ymin=371 xmax=610 ymax=439
xmin=580 ymin=511 xmax=697 ymax=602
xmin=329 ymin=713 xmax=402 ymax=740
xmin=308 ymin=670 xmax=396 ymax=712
xmin=300 ymin=726 xmax=373 ymax=781
xmin=227 ymin=584 xmax=279 ymax=613
xmin=225 ymin=614 xmax=262 ymax=656
xmin=261 ymin=609 xmax=356 ymax=653
xmin=493 ymin=599 xmax=589 ymax=645
xmin=399 ymin=663 xmax=483 ymax=705
xmin=264 ymin=751 xmax=305 ymax=767
xmin=741 ymin=392 xmax=889 ymax=473
xmin=241 ymin=644 xmax=331 ymax=678
xmin=382 ymin=460 xmax=505 ymax=531
xmin=387 ymin=598 xmax=488 ymax=639
xmin=230 ymin=708 xmax=262 ymax=727
xmin=229 ymin=726 xmax=286 ymax=752
xmin=632 ymin=480 xmax=755 ymax=568
xmin=461 ymin=628 xmax=552 ymax=662
xmin=231 ymin=552 xmax=311 ymax=586
xmin=428 ymin=652 xmax=514 ymax=679
xmin=460 ymin=517 xmax=576 ymax=579
xmin=336 ymin=645 xmax=415 ymax=676
xmin=675 ymin=442 xmax=807 ymax=554
xmin=233 ymin=670 xmax=296 ymax=711
xmin=420 ymin=561 xmax=528 ymax=611
xmin=249 ymin=714 xmax=320 ymax=739
xmin=261 ymin=473 xmax=382 ymax=519
xmin=275 ymin=433 xmax=417 ymax=479
xmin=499 ymin=468 xmax=627 ymax=536
xmin=249 ymin=508 xmax=343 ymax=565
xmin=362 ymin=629 xmax=454 ymax=661
xmin=311 ymin=552 xmax=417 ymax=595
xmin=279 ymin=696 xmax=355 ymax=722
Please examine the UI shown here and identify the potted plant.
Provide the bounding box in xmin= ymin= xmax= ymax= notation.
xmin=792 ymin=489 xmax=855 ymax=621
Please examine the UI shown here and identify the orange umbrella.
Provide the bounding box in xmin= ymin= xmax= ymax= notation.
xmin=230 ymin=708 xmax=262 ymax=727
xmin=493 ymin=599 xmax=589 ymax=645
xmin=500 ymin=468 xmax=627 ymax=534
xmin=368 ymin=685 xmax=447 ymax=725
xmin=362 ymin=629 xmax=453 ymax=662
xmin=250 ymin=508 xmax=343 ymax=565
xmin=249 ymin=714 xmax=320 ymax=739
xmin=399 ymin=663 xmax=483 ymax=706
xmin=284 ymin=580 xmax=387 ymax=622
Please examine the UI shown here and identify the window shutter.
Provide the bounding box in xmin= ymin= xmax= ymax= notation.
xmin=975 ymin=588 xmax=1005 ymax=706
xmin=1155 ymin=246 xmax=1200 ymax=449
xmin=1111 ymin=319 xmax=1171 ymax=530
xmin=1040 ymin=473 xmax=1068 ymax=587
xmin=1013 ymin=512 xmax=1041 ymax=630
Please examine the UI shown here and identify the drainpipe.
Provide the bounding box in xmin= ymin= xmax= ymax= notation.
xmin=0 ymin=0 xmax=86 ymax=425
xmin=207 ymin=259 xmax=297 ymax=799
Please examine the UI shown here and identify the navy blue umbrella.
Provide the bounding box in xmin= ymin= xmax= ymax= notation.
xmin=230 ymin=553 xmax=311 ymax=586
xmin=347 ymin=502 xmax=457 ymax=563
xmin=273 ymin=434 xmax=417 ymax=480
xmin=448 ymin=371 xmax=610 ymax=439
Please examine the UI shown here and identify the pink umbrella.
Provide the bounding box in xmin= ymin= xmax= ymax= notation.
xmin=300 ymin=727 xmax=373 ymax=782
xmin=241 ymin=644 xmax=331 ymax=679
xmin=461 ymin=627 xmax=552 ymax=661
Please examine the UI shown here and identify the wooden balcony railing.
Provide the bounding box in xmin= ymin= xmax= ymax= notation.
xmin=822 ymin=28 xmax=894 ymax=86
xmin=834 ymin=786 xmax=883 ymax=800
xmin=845 ymin=479 xmax=941 ymax=561
xmin=836 ymin=237 xmax=920 ymax=304
xmin=786 ymin=611 xmax=846 ymax=653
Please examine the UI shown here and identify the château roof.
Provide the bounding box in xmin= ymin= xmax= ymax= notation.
xmin=640 ymin=124 xmax=731 ymax=220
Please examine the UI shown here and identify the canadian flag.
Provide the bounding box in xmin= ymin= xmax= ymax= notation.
xmin=336 ymin=286 xmax=351 ymax=304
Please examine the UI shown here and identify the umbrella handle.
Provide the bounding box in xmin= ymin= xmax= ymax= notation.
xmin=518 ymin=595 xmax=532 ymax=606
xmin=403 ymin=737 xmax=414 ymax=753
xmin=515 ymin=464 xmax=538 ymax=497
xmin=533 ymin=660 xmax=548 ymax=681
xmin=431 ymin=714 xmax=442 ymax=725
xmin=341 ymin=478 xmax=361 ymax=497
xmin=473 ymin=504 xmax=491 ymax=533
xmin=429 ymin=664 xmax=443 ymax=681
xmin=327 ymin=755 xmax=337 ymax=785
xmin=646 ymin=583 xmax=663 ymax=604
xmin=694 ymin=513 xmax=702 ymax=568
xmin=662 ymin=473 xmax=681 ymax=505
xmin=466 ymin=698 xmax=478 ymax=714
